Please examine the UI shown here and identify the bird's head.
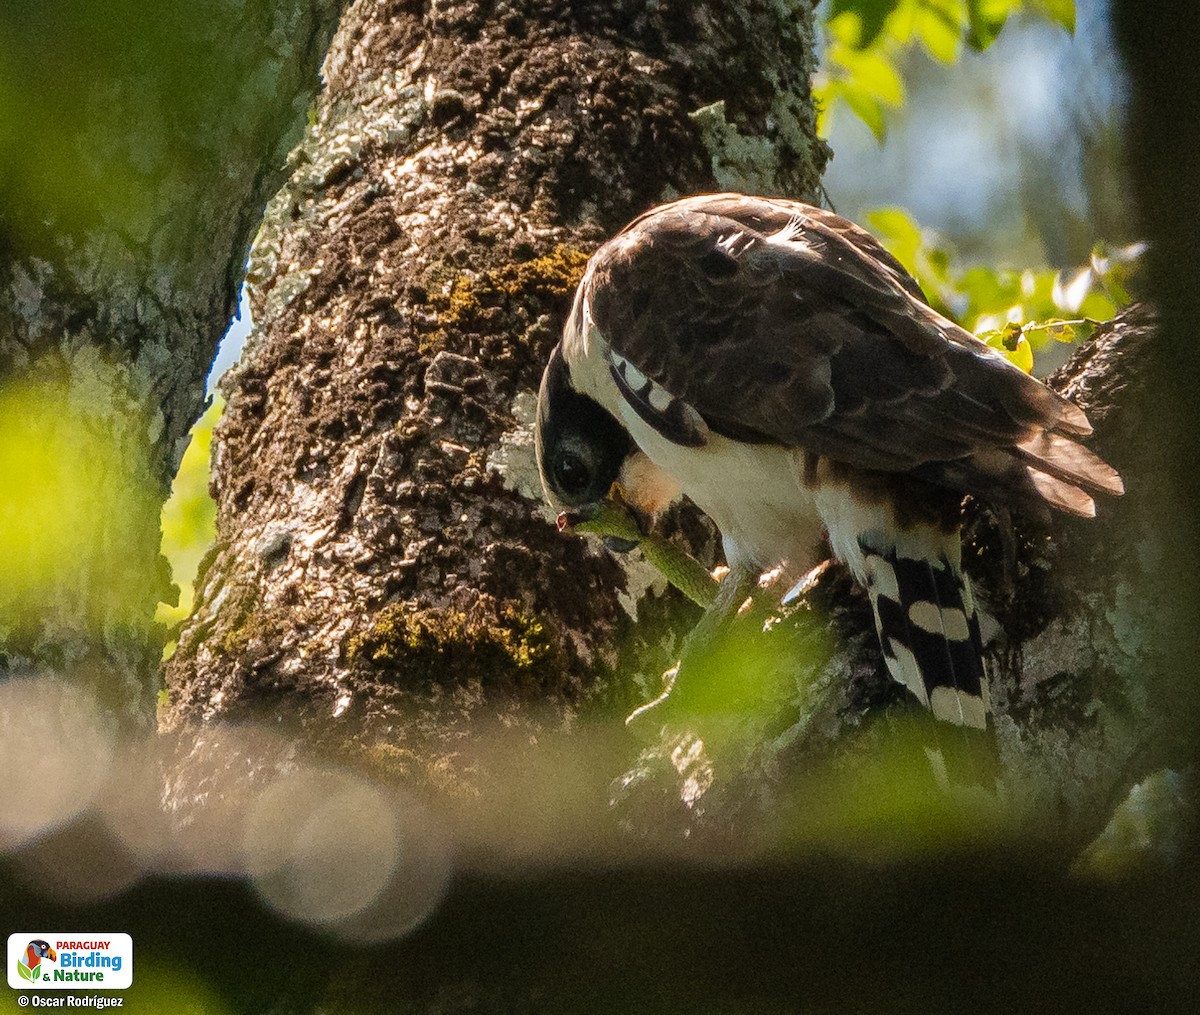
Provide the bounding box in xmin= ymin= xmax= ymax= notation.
xmin=536 ymin=342 xmax=657 ymax=552
xmin=536 ymin=342 xmax=634 ymax=538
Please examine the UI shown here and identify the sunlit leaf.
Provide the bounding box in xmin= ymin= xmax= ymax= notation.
xmin=837 ymin=46 xmax=906 ymax=105
xmin=818 ymin=0 xmax=1076 ymax=136
xmin=813 ymin=77 xmax=835 ymax=137
xmin=865 ymin=206 xmax=923 ymax=248
xmin=826 ymin=9 xmax=867 ymax=47
xmin=912 ymin=0 xmax=964 ymax=62
xmin=982 ymin=326 xmax=1034 ymax=373
xmin=964 ymin=0 xmax=1026 ymax=49
xmin=1078 ymin=290 xmax=1117 ymax=322
xmin=158 ymin=397 xmax=222 ymax=643
xmin=830 ymin=0 xmax=906 ymax=48
xmin=865 ymin=206 xmax=924 ymax=274
xmin=957 ymin=265 xmax=1013 ymax=309
xmin=862 ymin=207 xmax=1128 ymax=373
xmin=840 ymin=82 xmax=890 ymax=140
xmin=0 ymin=368 xmax=159 ymax=632
xmin=1031 ymin=0 xmax=1075 ymax=33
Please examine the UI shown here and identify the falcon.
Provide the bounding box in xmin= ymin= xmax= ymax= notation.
xmin=535 ymin=194 xmax=1122 ymax=735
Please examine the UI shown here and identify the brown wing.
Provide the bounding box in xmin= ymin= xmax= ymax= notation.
xmin=586 ymin=194 xmax=1121 ymax=516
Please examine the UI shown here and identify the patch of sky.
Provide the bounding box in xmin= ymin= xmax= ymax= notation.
xmin=206 ymin=285 xmax=252 ymax=394
xmin=823 ymin=0 xmax=1126 ymax=267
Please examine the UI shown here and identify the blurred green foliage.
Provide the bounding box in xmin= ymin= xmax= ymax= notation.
xmin=866 ymin=205 xmax=1141 ymax=370
xmin=157 ymin=397 xmax=221 ymax=644
xmin=0 ymin=960 xmax=231 ymax=1015
xmin=816 ymin=0 xmax=1076 ymax=138
xmin=1 ymin=2 xmax=209 ymax=247
xmin=777 ymin=723 xmax=1009 ymax=857
xmin=0 ymin=373 xmax=158 ymax=632
xmin=0 ymin=0 xmax=310 ymax=267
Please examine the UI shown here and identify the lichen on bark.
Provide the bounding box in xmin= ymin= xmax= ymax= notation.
xmin=165 ymin=0 xmax=829 ymax=794
xmin=0 ymin=0 xmax=346 ymax=726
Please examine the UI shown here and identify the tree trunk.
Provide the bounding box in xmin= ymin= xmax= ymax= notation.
xmin=0 ymin=0 xmax=346 ymax=727
xmin=164 ymin=0 xmax=830 ymax=788
xmin=161 ymin=0 xmax=1176 ymax=846
xmin=1111 ymin=0 xmax=1200 ymax=826
xmin=2 ymin=2 xmax=1197 ymax=1010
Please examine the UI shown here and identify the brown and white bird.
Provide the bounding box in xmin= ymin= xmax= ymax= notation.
xmin=535 ymin=194 xmax=1122 ymax=734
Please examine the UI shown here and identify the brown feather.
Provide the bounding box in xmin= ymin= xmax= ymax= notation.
xmin=585 ymin=194 xmax=1121 ymax=517
xmin=1027 ymin=468 xmax=1097 ymax=517
xmin=1015 ymin=431 xmax=1124 ymax=496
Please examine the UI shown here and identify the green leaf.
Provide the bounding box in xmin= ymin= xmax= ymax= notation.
xmin=912 ymin=0 xmax=964 ymax=62
xmin=837 ymin=46 xmax=906 ymax=105
xmin=966 ymin=0 xmax=1010 ymax=50
xmin=818 ymin=0 xmax=1076 ymax=138
xmin=18 ymin=960 xmax=35 ymax=981
xmin=830 ymin=0 xmax=906 ymax=48
xmin=982 ymin=327 xmax=1034 ymax=373
xmin=840 ymin=83 xmax=889 ymax=140
xmin=865 ymin=206 xmax=922 ymax=248
xmin=1078 ymin=291 xmax=1117 ymax=322
xmin=813 ymin=79 xmax=835 ymax=137
xmin=861 ymin=206 xmax=1129 ymax=374
xmin=926 ymin=246 xmax=951 ymax=278
xmin=157 ymin=395 xmax=222 ymax=646
xmin=1031 ymin=0 xmax=1075 ymax=33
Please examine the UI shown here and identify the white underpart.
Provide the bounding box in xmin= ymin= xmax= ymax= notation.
xmin=812 ymin=485 xmax=963 ymax=581
xmin=565 ymin=309 xmax=826 ymax=573
xmin=563 ymin=298 xmax=960 ymax=586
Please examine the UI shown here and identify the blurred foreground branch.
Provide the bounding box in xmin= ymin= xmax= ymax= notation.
xmin=0 ymin=0 xmax=346 ymax=724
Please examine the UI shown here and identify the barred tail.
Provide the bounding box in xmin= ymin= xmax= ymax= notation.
xmin=859 ymin=538 xmax=996 ymax=784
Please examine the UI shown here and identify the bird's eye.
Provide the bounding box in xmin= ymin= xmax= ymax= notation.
xmin=553 ymin=448 xmax=593 ymax=498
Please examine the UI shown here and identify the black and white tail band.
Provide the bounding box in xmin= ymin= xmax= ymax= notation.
xmin=860 ymin=541 xmax=991 ymax=730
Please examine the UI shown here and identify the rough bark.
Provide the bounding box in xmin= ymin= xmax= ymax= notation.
xmin=1111 ymin=0 xmax=1200 ymax=819
xmin=161 ymin=0 xmax=1172 ymax=846
xmin=164 ymin=0 xmax=830 ymax=786
xmin=0 ymin=0 xmax=346 ymax=725
xmin=3 ymin=3 xmax=1198 ymax=1012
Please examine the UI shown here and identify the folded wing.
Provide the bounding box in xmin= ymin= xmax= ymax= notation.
xmin=586 ymin=194 xmax=1121 ymax=518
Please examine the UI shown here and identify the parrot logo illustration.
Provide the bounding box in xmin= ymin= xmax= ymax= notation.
xmin=17 ymin=939 xmax=56 ymax=982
